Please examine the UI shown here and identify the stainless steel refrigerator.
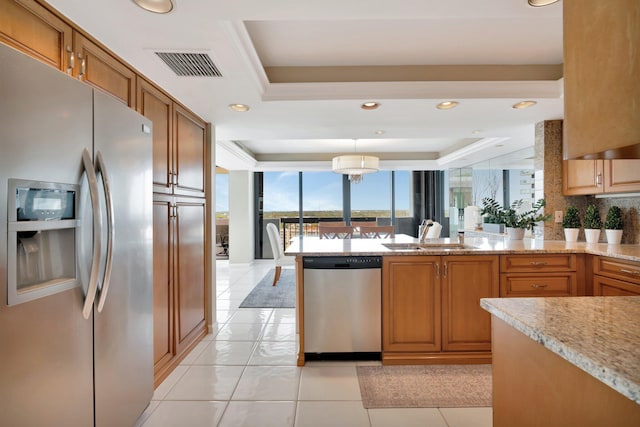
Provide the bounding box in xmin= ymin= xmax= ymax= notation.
xmin=0 ymin=43 xmax=153 ymax=426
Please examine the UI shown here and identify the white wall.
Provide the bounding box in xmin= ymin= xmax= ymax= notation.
xmin=228 ymin=170 xmax=254 ymax=264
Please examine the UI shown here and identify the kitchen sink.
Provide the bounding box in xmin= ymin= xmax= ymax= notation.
xmin=382 ymin=242 xmax=475 ymax=251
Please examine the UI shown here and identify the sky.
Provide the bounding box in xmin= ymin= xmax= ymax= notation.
xmin=215 ymin=171 xmax=411 ymax=213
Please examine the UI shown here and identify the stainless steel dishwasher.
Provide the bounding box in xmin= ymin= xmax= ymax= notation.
xmin=303 ymin=256 xmax=382 ymax=360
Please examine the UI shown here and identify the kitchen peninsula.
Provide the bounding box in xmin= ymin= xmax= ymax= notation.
xmin=481 ymin=296 xmax=640 ymax=427
xmin=286 ymin=235 xmax=640 ymax=419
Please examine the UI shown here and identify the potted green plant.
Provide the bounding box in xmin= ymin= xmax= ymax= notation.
xmin=502 ymin=199 xmax=551 ymax=240
xmin=604 ymin=206 xmax=624 ymax=244
xmin=480 ymin=198 xmax=505 ymax=234
xmin=583 ymin=204 xmax=602 ymax=243
xmin=562 ymin=206 xmax=581 ymax=242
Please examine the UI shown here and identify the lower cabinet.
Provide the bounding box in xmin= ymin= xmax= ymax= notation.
xmin=153 ymin=194 xmax=207 ymax=386
xmin=499 ymin=254 xmax=582 ymax=297
xmin=382 ymin=255 xmax=498 ymax=364
xmin=593 ymin=256 xmax=640 ymax=296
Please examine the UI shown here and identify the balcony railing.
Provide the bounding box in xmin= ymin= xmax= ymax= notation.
xmin=278 ymin=217 xmax=379 ymax=249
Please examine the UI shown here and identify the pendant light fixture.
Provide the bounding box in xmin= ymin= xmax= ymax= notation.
xmin=332 ymin=139 xmax=379 ymax=183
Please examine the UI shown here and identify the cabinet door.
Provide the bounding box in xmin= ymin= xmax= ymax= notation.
xmin=0 ymin=0 xmax=72 ymax=71
xmin=604 ymin=160 xmax=640 ymax=193
xmin=442 ymin=256 xmax=498 ymax=352
xmin=562 ymin=160 xmax=603 ymax=195
xmin=73 ymin=32 xmax=135 ymax=107
xmin=594 ymin=275 xmax=640 ymax=296
xmin=383 ymin=256 xmax=441 ymax=352
xmin=174 ymin=105 xmax=206 ymax=197
xmin=152 ymin=197 xmax=174 ymax=384
xmin=137 ymin=77 xmax=173 ymax=194
xmin=174 ymin=199 xmax=207 ymax=355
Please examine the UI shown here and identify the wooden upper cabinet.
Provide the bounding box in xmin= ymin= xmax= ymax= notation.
xmin=174 ymin=105 xmax=207 ymax=197
xmin=0 ymin=0 xmax=72 ymax=71
xmin=137 ymin=77 xmax=174 ymax=194
xmin=603 ymin=160 xmax=640 ymax=193
xmin=563 ymin=0 xmax=640 ymax=159
xmin=563 ymin=160 xmax=640 ymax=195
xmin=72 ymin=32 xmax=136 ymax=107
xmin=563 ymin=160 xmax=603 ymax=195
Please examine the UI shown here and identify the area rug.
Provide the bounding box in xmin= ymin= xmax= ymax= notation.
xmin=238 ymin=268 xmax=296 ymax=308
xmin=357 ymin=364 xmax=492 ymax=408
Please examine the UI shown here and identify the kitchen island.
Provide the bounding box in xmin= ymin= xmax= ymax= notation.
xmin=286 ymin=235 xmax=640 ymax=366
xmin=481 ymin=296 xmax=640 ymax=427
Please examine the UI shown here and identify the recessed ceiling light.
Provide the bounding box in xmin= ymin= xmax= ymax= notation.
xmin=436 ymin=101 xmax=459 ymax=110
xmin=512 ymin=100 xmax=537 ymax=109
xmin=361 ymin=102 xmax=380 ymax=110
xmin=132 ymin=0 xmax=174 ymax=14
xmin=495 ymin=144 xmax=504 ymax=148
xmin=471 ymin=129 xmax=483 ymax=135
xmin=229 ymin=104 xmax=250 ymax=112
xmin=374 ymin=130 xmax=385 ymax=135
xmin=528 ymin=0 xmax=560 ymax=7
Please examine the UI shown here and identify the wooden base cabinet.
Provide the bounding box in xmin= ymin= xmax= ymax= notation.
xmin=593 ymin=256 xmax=640 ymax=296
xmin=499 ymin=254 xmax=582 ymax=297
xmin=382 ymin=255 xmax=498 ymax=365
xmin=442 ymin=256 xmax=499 ymax=352
xmin=153 ymin=195 xmax=207 ymax=387
xmin=383 ymin=256 xmax=441 ymax=353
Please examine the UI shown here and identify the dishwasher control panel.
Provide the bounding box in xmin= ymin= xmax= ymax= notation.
xmin=303 ymin=256 xmax=382 ymax=270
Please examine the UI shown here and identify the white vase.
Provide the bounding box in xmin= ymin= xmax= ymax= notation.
xmin=584 ymin=229 xmax=601 ymax=244
xmin=564 ymin=228 xmax=579 ymax=242
xmin=605 ymin=229 xmax=623 ymax=244
xmin=506 ymin=227 xmax=525 ymax=240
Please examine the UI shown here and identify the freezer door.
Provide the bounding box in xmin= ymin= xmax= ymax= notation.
xmin=92 ymin=90 xmax=154 ymax=427
xmin=0 ymin=45 xmax=94 ymax=426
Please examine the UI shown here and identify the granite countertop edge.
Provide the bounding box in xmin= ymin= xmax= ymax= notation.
xmin=286 ymin=237 xmax=640 ymax=262
xmin=480 ymin=297 xmax=640 ymax=405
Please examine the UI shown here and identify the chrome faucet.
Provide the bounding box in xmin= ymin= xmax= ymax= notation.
xmin=419 ymin=219 xmax=433 ymax=243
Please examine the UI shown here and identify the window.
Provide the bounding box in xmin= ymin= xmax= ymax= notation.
xmin=350 ymin=171 xmax=391 ymax=221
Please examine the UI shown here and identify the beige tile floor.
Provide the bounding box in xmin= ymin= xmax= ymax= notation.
xmin=136 ymin=260 xmax=493 ymax=427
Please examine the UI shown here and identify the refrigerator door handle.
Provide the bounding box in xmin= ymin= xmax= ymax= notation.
xmin=95 ymin=151 xmax=114 ymax=313
xmin=81 ymin=148 xmax=102 ymax=320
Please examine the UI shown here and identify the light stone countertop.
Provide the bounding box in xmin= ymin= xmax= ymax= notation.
xmin=480 ymin=296 xmax=640 ymax=405
xmin=285 ymin=235 xmax=640 ymax=262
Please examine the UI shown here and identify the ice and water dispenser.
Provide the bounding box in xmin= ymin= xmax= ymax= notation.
xmin=7 ymin=179 xmax=80 ymax=305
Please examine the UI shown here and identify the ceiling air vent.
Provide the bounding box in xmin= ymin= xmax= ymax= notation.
xmin=155 ymin=52 xmax=222 ymax=77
